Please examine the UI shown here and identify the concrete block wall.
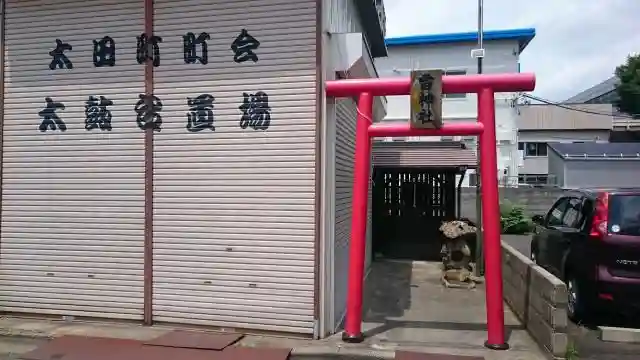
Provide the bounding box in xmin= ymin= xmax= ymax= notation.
xmin=460 ymin=187 xmax=564 ymax=222
xmin=502 ymin=242 xmax=569 ymax=359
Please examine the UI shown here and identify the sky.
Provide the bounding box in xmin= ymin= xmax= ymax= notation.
xmin=384 ymin=0 xmax=640 ymax=102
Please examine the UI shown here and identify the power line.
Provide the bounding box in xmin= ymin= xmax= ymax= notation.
xmin=521 ymin=93 xmax=638 ymax=119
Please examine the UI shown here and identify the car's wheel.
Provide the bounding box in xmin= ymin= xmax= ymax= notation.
xmin=566 ymin=273 xmax=588 ymax=323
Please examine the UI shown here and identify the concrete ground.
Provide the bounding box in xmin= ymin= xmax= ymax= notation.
xmin=0 ymin=260 xmax=546 ymax=360
xmin=359 ymin=260 xmax=545 ymax=360
xmin=503 ymin=234 xmax=640 ymax=359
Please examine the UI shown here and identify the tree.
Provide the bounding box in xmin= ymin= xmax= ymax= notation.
xmin=614 ymin=54 xmax=640 ymax=118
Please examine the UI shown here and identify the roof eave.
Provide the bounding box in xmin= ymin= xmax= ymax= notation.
xmin=385 ymin=28 xmax=536 ymax=53
xmin=562 ymin=157 xmax=640 ymax=161
xmin=354 ymin=1 xmax=388 ymax=58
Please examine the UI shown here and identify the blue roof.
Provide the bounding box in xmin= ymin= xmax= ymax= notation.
xmin=385 ymin=28 xmax=536 ymax=53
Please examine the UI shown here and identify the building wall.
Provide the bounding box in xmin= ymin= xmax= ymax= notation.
xmin=322 ymin=0 xmax=375 ymax=335
xmin=1 ymin=0 xmax=319 ymax=335
xmin=518 ymin=130 xmax=610 ymax=177
xmin=519 ymin=157 xmax=548 ymax=177
xmin=613 ymin=115 xmax=640 ymax=130
xmin=150 ymin=0 xmax=318 ymax=334
xmin=517 ymin=104 xmax=613 ymax=131
xmin=332 ymin=99 xmax=355 ymax=329
xmin=326 ymin=0 xmax=362 ymax=36
xmin=547 ymin=150 xmax=566 ymax=188
xmin=375 ymin=40 xmax=520 ymax=122
xmin=332 ymin=98 xmax=373 ymax=331
xmin=518 ymin=130 xmax=610 ymax=143
xmin=563 ymin=160 xmax=640 ymax=189
xmin=1 ymin=0 xmax=147 ymax=320
xmin=374 ymin=40 xmax=521 ymax=186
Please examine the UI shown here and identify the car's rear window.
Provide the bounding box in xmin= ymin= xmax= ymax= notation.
xmin=608 ymin=194 xmax=640 ymax=236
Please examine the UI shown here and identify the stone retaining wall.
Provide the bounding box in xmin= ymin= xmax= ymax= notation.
xmin=460 ymin=188 xmax=564 ymax=221
xmin=502 ymin=242 xmax=569 ymax=359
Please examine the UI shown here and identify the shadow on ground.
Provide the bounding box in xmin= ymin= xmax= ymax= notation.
xmin=358 ymin=260 xmax=524 ymax=347
xmin=362 ymin=260 xmax=414 ymax=323
xmin=374 ymin=231 xmax=446 ymax=262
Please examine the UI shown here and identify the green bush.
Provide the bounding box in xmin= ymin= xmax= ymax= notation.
xmin=500 ymin=201 xmax=534 ymax=235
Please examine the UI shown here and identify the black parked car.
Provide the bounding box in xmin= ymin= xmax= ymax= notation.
xmin=530 ymin=188 xmax=640 ymax=322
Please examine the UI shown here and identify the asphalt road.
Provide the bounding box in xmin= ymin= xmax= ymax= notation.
xmin=502 ymin=234 xmax=531 ymax=257
xmin=502 ymin=234 xmax=640 ymax=359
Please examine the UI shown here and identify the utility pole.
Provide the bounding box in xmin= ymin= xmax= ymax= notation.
xmin=477 ymin=0 xmax=484 ymax=74
xmin=474 ymin=0 xmax=485 ymax=276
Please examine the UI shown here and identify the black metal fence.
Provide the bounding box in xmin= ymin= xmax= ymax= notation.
xmin=372 ymin=168 xmax=458 ymax=260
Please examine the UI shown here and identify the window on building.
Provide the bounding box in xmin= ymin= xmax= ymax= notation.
xmin=518 ymin=142 xmax=547 ymax=157
xmin=445 ymin=69 xmax=466 ymax=76
xmin=443 ymin=70 xmax=467 ymax=99
xmin=518 ymin=174 xmax=549 ymax=186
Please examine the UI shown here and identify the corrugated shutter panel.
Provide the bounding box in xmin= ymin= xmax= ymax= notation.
xmin=372 ymin=142 xmax=477 ymax=168
xmin=1 ymin=0 xmax=146 ymax=319
xmin=151 ymin=0 xmax=317 ymax=334
xmin=333 ymin=99 xmax=355 ymax=326
xmin=333 ymin=98 xmax=372 ymax=327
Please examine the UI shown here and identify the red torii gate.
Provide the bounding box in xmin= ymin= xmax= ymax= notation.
xmin=326 ymin=73 xmax=536 ymax=350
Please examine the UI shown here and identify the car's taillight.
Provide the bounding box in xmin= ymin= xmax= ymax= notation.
xmin=590 ymin=192 xmax=609 ymax=238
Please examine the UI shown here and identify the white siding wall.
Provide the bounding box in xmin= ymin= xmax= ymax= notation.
xmin=1 ymin=0 xmax=146 ymax=319
xmin=326 ymin=0 xmax=362 ymax=34
xmin=324 ymin=0 xmax=374 ymax=332
xmin=564 ymin=160 xmax=640 ymax=189
xmin=151 ymin=0 xmax=318 ymax=334
xmin=374 ymin=40 xmax=521 ymax=184
xmin=520 ymin=157 xmax=548 ymax=176
xmin=375 ymin=40 xmax=519 ymax=122
xmin=547 ymin=151 xmax=565 ymax=188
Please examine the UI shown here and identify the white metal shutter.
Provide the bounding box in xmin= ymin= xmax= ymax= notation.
xmin=152 ymin=0 xmax=318 ymax=334
xmin=0 ymin=0 xmax=146 ymax=319
xmin=333 ymin=99 xmax=373 ymax=328
xmin=333 ymin=99 xmax=355 ymax=326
